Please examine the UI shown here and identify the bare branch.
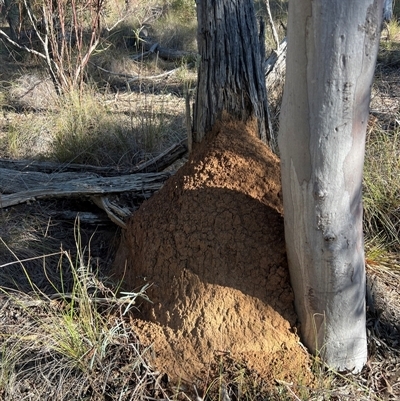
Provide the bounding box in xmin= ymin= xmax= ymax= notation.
xmin=0 ymin=29 xmax=46 ymax=59
xmin=90 ymin=62 xmax=182 ymax=82
xmin=265 ymin=0 xmax=280 ymax=51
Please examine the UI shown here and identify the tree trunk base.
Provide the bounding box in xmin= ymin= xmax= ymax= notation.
xmin=113 ymin=117 xmax=313 ymax=385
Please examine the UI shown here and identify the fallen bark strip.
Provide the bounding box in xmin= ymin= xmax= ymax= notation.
xmin=0 ymin=159 xmax=118 ymax=175
xmin=265 ymin=37 xmax=287 ymax=77
xmin=0 ymin=139 xmax=187 ymax=176
xmin=48 ymin=210 xmax=111 ymax=225
xmin=0 ymin=168 xmax=98 ymax=193
xmin=264 ymin=38 xmax=287 ymax=153
xmin=92 ymin=62 xmax=181 ymax=82
xmin=0 ymin=172 xmax=171 ymax=209
xmin=90 ymin=195 xmax=133 ymax=229
xmin=0 ymin=141 xmax=187 ymax=226
xmin=133 ymin=139 xmax=187 ymax=172
xmin=126 ymin=68 xmax=181 ymax=83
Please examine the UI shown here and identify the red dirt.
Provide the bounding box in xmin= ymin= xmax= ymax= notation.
xmin=113 ymin=117 xmax=313 ymax=387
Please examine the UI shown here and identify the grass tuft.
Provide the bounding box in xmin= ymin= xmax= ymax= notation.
xmin=363 ymin=124 xmax=400 ymax=252
xmin=379 ymin=19 xmax=400 ymax=67
xmin=0 ymin=221 xmax=159 ymax=400
xmin=49 ymin=88 xmax=134 ymax=165
xmin=151 ymin=2 xmax=197 ymax=52
xmin=0 ymin=84 xmax=186 ymax=166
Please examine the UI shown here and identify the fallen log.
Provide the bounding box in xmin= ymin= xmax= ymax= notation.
xmin=0 ymin=139 xmax=187 ymax=176
xmin=0 ymin=139 xmax=187 ymax=226
xmin=0 ymin=168 xmax=97 ymax=193
xmin=0 ymin=171 xmax=172 ymax=209
xmin=265 ymin=37 xmax=287 ymax=78
xmin=0 ymin=159 xmax=118 ymax=175
xmin=90 ymin=195 xmax=134 ymax=229
xmin=142 ymin=40 xmax=197 ymax=62
xmin=48 ymin=210 xmax=111 ymax=225
xmin=134 ymin=139 xmax=187 ymax=172
xmin=264 ymin=38 xmax=288 ymax=152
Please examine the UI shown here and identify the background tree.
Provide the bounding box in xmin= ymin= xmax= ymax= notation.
xmin=192 ymin=0 xmax=273 ymax=147
xmin=383 ymin=0 xmax=393 ymax=21
xmin=0 ymin=0 xmax=21 ymax=41
xmin=0 ymin=0 xmax=105 ymax=95
xmin=279 ymin=0 xmax=383 ymax=372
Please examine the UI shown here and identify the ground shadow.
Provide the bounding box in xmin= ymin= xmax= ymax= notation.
xmin=0 ymin=199 xmax=119 ymax=294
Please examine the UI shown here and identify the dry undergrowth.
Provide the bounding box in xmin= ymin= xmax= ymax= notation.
xmin=0 ymin=2 xmax=400 ymax=400
xmin=0 ymin=227 xmax=170 ymax=401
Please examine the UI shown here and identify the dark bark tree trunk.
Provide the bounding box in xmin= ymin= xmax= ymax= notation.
xmin=1 ymin=0 xmax=20 ymax=42
xmin=193 ymin=0 xmax=272 ymax=146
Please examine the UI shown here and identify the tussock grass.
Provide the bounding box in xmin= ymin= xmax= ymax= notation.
xmin=152 ymin=10 xmax=197 ymax=52
xmin=49 ymin=89 xmax=137 ymax=166
xmin=50 ymin=88 xmax=185 ymax=166
xmin=102 ymin=0 xmax=158 ymax=31
xmin=8 ymin=73 xmax=58 ymax=111
xmin=363 ymin=124 xmax=400 ymax=253
xmin=0 ymin=212 xmax=54 ymax=263
xmin=0 ymin=85 xmax=186 ymax=166
xmin=2 ymin=113 xmax=53 ymax=159
xmin=91 ymin=0 xmax=196 ymax=80
xmin=379 ymin=19 xmax=400 ymax=67
xmin=0 ymin=223 xmax=161 ymax=401
xmin=0 ymin=0 xmax=190 ymax=165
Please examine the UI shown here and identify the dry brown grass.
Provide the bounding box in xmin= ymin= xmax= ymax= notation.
xmin=0 ymin=225 xmax=168 ymax=401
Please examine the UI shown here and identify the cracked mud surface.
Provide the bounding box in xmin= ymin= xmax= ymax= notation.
xmin=114 ymin=118 xmax=313 ymax=386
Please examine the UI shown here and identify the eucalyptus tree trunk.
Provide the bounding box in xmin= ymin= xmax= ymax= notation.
xmin=383 ymin=0 xmax=393 ymax=21
xmin=279 ymin=0 xmax=383 ymax=372
xmin=193 ymin=0 xmax=272 ymax=146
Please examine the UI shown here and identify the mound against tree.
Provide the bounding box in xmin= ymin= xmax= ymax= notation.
xmin=113 ymin=118 xmax=312 ymax=385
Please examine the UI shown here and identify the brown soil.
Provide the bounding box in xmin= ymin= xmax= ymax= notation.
xmin=113 ymin=117 xmax=313 ymax=387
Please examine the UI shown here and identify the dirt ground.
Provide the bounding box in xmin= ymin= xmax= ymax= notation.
xmin=113 ymin=117 xmax=314 ymax=387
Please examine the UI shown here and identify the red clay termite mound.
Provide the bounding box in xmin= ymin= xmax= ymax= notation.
xmin=113 ymin=118 xmax=312 ymax=386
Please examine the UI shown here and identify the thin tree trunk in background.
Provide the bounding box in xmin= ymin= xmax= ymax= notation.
xmin=279 ymin=0 xmax=383 ymax=372
xmin=383 ymin=0 xmax=393 ymax=21
xmin=265 ymin=0 xmax=280 ymax=51
xmin=2 ymin=0 xmax=20 ymax=41
xmin=193 ymin=0 xmax=272 ymax=147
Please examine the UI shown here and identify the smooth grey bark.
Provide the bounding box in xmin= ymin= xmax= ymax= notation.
xmin=279 ymin=0 xmax=383 ymax=372
xmin=383 ymin=0 xmax=393 ymax=21
xmin=193 ymin=0 xmax=272 ymax=146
